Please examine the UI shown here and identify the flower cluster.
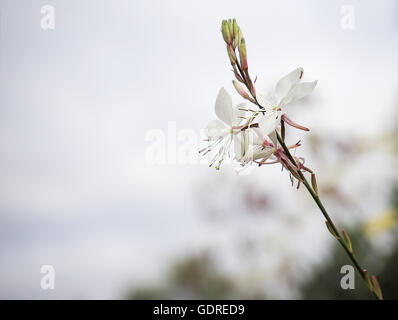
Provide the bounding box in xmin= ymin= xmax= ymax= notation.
xmin=198 ymin=19 xmax=384 ymax=300
xmin=201 ymin=19 xmax=317 ymax=181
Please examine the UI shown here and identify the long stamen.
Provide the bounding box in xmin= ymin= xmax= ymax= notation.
xmin=199 ymin=137 xmax=223 ymax=154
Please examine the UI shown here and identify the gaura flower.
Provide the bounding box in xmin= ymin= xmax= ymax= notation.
xmin=234 ymin=112 xmax=280 ymax=168
xmin=200 ymin=88 xmax=246 ymax=169
xmin=257 ymin=67 xmax=317 ymax=111
xmin=234 ymin=128 xmax=276 ymax=168
xmin=200 ymin=69 xmax=317 ymax=170
xmin=256 ymin=67 xmax=317 ymax=131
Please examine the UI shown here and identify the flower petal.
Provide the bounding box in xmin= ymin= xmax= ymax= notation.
xmin=258 ymin=111 xmax=281 ymax=136
xmin=215 ymin=87 xmax=233 ymax=126
xmin=234 ymin=130 xmax=250 ymax=160
xmin=253 ymin=146 xmax=275 ymax=161
xmin=275 ymin=67 xmax=304 ymax=102
xmin=252 ymin=127 xmax=268 ymax=145
xmin=234 ymin=131 xmax=247 ymax=161
xmin=281 ymin=80 xmax=317 ymax=107
xmin=233 ymin=133 xmax=245 ymax=160
xmin=205 ymin=119 xmax=229 ymax=140
xmin=257 ymin=92 xmax=277 ymax=111
xmin=268 ymin=131 xmax=278 ymax=147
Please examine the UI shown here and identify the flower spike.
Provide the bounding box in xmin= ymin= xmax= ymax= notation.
xmin=199 ymin=19 xmax=382 ymax=300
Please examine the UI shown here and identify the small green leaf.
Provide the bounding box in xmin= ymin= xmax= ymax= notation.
xmin=325 ymin=221 xmax=339 ymax=240
xmin=371 ymin=275 xmax=383 ymax=300
xmin=311 ymin=173 xmax=318 ymax=196
xmin=342 ymin=230 xmax=353 ymax=253
xmin=363 ymin=269 xmax=373 ymax=292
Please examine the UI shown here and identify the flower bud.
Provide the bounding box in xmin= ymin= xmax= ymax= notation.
xmin=228 ymin=19 xmax=233 ymax=38
xmin=249 ymin=79 xmax=256 ymax=97
xmin=221 ymin=20 xmax=232 ymax=44
xmin=233 ymin=80 xmax=249 ymax=99
xmin=238 ymin=29 xmax=243 ymax=47
xmin=239 ymin=38 xmax=248 ymax=70
xmin=227 ymin=44 xmax=236 ymax=65
xmin=233 ymin=65 xmax=244 ymax=83
xmin=233 ymin=19 xmax=239 ymax=48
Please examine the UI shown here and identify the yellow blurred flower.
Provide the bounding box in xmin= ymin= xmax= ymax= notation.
xmin=363 ymin=208 xmax=398 ymax=238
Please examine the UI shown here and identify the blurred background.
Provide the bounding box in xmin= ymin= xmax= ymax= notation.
xmin=0 ymin=0 xmax=397 ymax=299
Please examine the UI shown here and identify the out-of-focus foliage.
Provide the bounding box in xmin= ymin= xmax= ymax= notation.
xmin=126 ymin=253 xmax=255 ymax=299
xmin=303 ymin=179 xmax=398 ymax=299
xmin=301 ymin=228 xmax=375 ymax=299
xmin=127 ymin=127 xmax=398 ymax=299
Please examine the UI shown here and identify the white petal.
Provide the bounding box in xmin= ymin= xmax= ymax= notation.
xmin=252 ymin=127 xmax=267 ymax=145
xmin=215 ymin=87 xmax=233 ymax=126
xmin=268 ymin=131 xmax=278 ymax=147
xmin=253 ymin=146 xmax=275 ymax=161
xmin=275 ymin=67 xmax=304 ymax=102
xmin=233 ymin=130 xmax=253 ymax=160
xmin=257 ymin=92 xmax=277 ymax=111
xmin=258 ymin=111 xmax=281 ymax=136
xmin=205 ymin=119 xmax=229 ymax=140
xmin=233 ymin=133 xmax=245 ymax=160
xmin=232 ymin=103 xmax=247 ymax=126
xmin=281 ymin=80 xmax=317 ymax=107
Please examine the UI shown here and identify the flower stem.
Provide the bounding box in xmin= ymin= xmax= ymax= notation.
xmin=226 ymin=35 xmax=382 ymax=299
xmin=275 ymin=131 xmax=381 ymax=300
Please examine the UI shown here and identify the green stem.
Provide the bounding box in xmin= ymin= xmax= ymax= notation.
xmin=276 ymin=132 xmax=380 ymax=300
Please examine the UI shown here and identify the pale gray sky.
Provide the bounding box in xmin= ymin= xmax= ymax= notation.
xmin=0 ymin=0 xmax=397 ymax=298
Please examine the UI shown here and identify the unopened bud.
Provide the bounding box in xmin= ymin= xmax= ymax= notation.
xmin=227 ymin=44 xmax=236 ymax=65
xmin=228 ymin=19 xmax=233 ymax=39
xmin=233 ymin=65 xmax=245 ymax=83
xmin=221 ymin=20 xmax=232 ymax=44
xmin=238 ymin=29 xmax=243 ymax=47
xmin=239 ymin=38 xmax=248 ymax=70
xmin=233 ymin=19 xmax=239 ymax=48
xmin=233 ymin=80 xmax=249 ymax=99
xmin=249 ymin=79 xmax=256 ymax=97
xmin=281 ymin=114 xmax=310 ymax=131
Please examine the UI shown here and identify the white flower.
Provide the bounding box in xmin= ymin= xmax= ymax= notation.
xmin=202 ymin=88 xmax=246 ymax=169
xmin=234 ymin=127 xmax=276 ymax=168
xmin=257 ymin=67 xmax=317 ymax=111
xmin=232 ymin=99 xmax=283 ymax=168
xmin=249 ymin=67 xmax=317 ymax=145
xmin=201 ymin=68 xmax=316 ymax=170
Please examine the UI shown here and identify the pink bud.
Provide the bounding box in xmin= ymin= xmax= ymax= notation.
xmin=232 ymin=80 xmax=249 ymax=99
